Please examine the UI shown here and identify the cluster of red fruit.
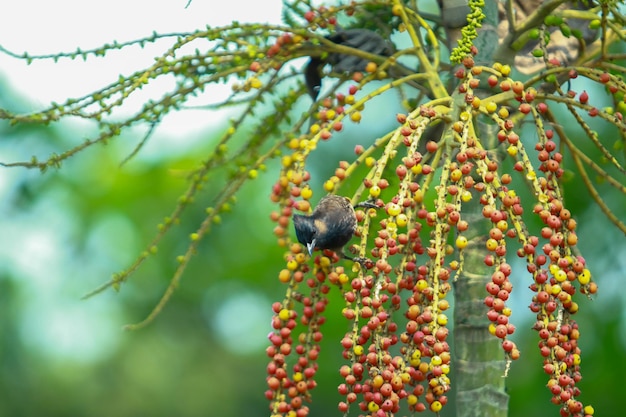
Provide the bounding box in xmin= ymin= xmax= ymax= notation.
xmin=473 ymin=57 xmax=598 ymax=416
xmin=525 ymin=198 xmax=595 ymax=417
xmin=335 ymin=205 xmax=453 ymax=415
xmin=265 ymin=260 xmax=329 ymax=417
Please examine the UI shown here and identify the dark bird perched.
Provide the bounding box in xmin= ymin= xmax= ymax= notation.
xmin=293 ymin=194 xmax=357 ymax=257
xmin=305 ymin=28 xmax=395 ymax=100
xmin=304 ymin=28 xmax=430 ymax=102
xmin=293 ymin=195 xmax=379 ymax=264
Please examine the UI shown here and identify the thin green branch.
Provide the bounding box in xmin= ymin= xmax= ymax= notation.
xmin=536 ymin=94 xmax=626 ymax=175
xmin=561 ymin=132 xmax=626 ymax=194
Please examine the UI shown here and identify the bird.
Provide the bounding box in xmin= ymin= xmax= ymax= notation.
xmin=305 ymin=28 xmax=395 ymax=100
xmin=304 ymin=28 xmax=429 ymax=101
xmin=293 ymin=194 xmax=358 ymax=258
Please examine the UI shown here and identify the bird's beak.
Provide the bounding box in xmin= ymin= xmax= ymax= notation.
xmin=307 ymin=239 xmax=316 ymax=256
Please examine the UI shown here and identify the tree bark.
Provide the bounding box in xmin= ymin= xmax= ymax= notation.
xmin=450 ymin=1 xmax=509 ymax=416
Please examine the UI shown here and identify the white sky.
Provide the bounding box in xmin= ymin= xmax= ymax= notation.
xmin=0 ymin=0 xmax=284 ymax=134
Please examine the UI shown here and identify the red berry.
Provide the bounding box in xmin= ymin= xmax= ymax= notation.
xmin=426 ymin=141 xmax=438 ymax=153
xmin=537 ymin=102 xmax=548 ymax=113
xmin=599 ymin=72 xmax=610 ymax=83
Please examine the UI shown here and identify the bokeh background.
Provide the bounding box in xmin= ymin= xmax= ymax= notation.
xmin=1 ymin=1 xmax=625 ymax=416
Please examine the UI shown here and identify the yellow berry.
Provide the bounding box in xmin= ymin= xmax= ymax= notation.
xmin=430 ymin=400 xmax=443 ymax=412
xmin=278 ymin=269 xmax=291 ymax=283
xmin=369 ymin=185 xmax=381 ymax=198
xmin=554 ymin=269 xmax=567 ymax=282
xmin=411 ymin=164 xmax=423 ymax=175
xmin=413 ymin=189 xmax=424 ymax=203
xmin=410 ymin=350 xmax=421 ymax=366
xmin=249 ymin=77 xmax=262 ymax=89
xmin=301 ymin=187 xmax=313 ymax=200
xmin=287 ymin=138 xmax=299 ymax=149
xmin=400 ymin=372 xmax=411 ymax=383
xmin=456 ymin=235 xmax=468 ymax=249
xmin=281 ymin=155 xmax=292 ymax=167
xmin=368 ymin=401 xmax=379 ymax=412
xmin=485 ymin=101 xmax=497 ymax=113
xmin=387 ymin=203 xmax=401 ymax=216
xmin=578 ymin=268 xmax=591 ymax=285
xmin=350 ymin=111 xmax=362 ymax=122
xmin=365 ymin=62 xmax=377 ymax=73
xmin=507 ymin=145 xmax=518 ymax=156
xmin=461 ymin=190 xmax=472 ymax=202
xmin=278 ymin=308 xmax=291 ymax=321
